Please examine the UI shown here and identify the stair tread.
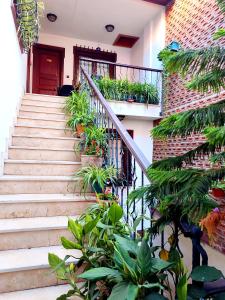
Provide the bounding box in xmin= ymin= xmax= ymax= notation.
xmin=18 ymin=116 xmax=66 ymax=122
xmin=0 ymin=245 xmax=80 ymax=273
xmin=0 ymin=175 xmax=80 ymax=181
xmin=24 ymin=93 xmax=65 ymax=100
xmin=0 ymin=215 xmax=77 ymax=233
xmin=12 ymin=134 xmax=78 ymax=141
xmin=9 ymin=146 xmax=75 ymax=151
xmin=15 ymin=124 xmax=70 ymax=131
xmin=21 ymin=103 xmax=63 ymax=109
xmin=0 ymin=193 xmax=95 ymax=203
xmin=0 ymin=285 xmax=72 ymax=300
xmin=19 ymin=109 xmax=65 ymax=116
xmin=5 ymin=160 xmax=80 ymax=165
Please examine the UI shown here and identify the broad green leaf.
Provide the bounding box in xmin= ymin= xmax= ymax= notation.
xmin=56 ymin=290 xmax=75 ymax=300
xmin=108 ymin=281 xmax=139 ymax=300
xmin=83 ymin=217 xmax=99 ymax=234
xmin=150 ymin=258 xmax=173 ymax=273
xmin=48 ymin=253 xmax=66 ymax=280
xmin=137 ymin=240 xmax=152 ymax=276
xmin=114 ymin=234 xmax=138 ymax=255
xmin=144 ymin=293 xmax=168 ymax=300
xmin=97 ymin=221 xmax=114 ymax=229
xmin=68 ymin=218 xmax=82 ymax=241
xmin=191 ymin=266 xmax=223 ymax=282
xmin=177 ymin=274 xmax=188 ymax=300
xmin=108 ymin=202 xmax=123 ymax=224
xmin=61 ymin=237 xmax=82 ymax=250
xmin=78 ymin=267 xmax=121 ymax=280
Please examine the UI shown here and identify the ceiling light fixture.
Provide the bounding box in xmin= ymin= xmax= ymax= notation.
xmin=47 ymin=13 xmax=57 ymax=22
xmin=105 ymin=24 xmax=115 ymax=33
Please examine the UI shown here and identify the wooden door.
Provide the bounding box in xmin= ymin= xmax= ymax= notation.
xmin=32 ymin=44 xmax=65 ymax=95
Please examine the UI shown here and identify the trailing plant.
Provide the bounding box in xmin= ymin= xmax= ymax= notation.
xmin=95 ymin=77 xmax=159 ymax=104
xmin=76 ymin=165 xmax=117 ymax=194
xmin=16 ymin=0 xmax=44 ymax=52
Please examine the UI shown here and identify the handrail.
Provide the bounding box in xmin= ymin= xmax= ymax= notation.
xmin=81 ymin=67 xmax=151 ymax=176
xmin=80 ymin=58 xmax=162 ymax=73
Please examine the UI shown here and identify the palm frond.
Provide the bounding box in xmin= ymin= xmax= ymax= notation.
xmin=151 ymin=100 xmax=225 ymax=139
xmin=210 ymin=152 xmax=225 ymax=164
xmin=164 ymin=47 xmax=225 ymax=78
xmin=204 ymin=126 xmax=225 ymax=147
xmin=187 ymin=68 xmax=225 ymax=93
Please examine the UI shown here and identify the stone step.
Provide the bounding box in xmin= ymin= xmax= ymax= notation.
xmin=0 ymin=245 xmax=81 ymax=293
xmin=0 ymin=194 xmax=95 ymax=218
xmin=4 ymin=160 xmax=81 ymax=176
xmin=21 ymin=104 xmax=62 ymax=114
xmin=0 ymin=176 xmax=82 ymax=194
xmin=22 ymin=99 xmax=64 ymax=109
xmin=0 ymin=216 xmax=76 ymax=250
xmin=12 ymin=135 xmax=79 ymax=149
xmin=0 ymin=285 xmax=80 ymax=300
xmin=14 ymin=124 xmax=72 ymax=138
xmin=19 ymin=109 xmax=66 ymax=120
xmin=17 ymin=116 xmax=66 ymax=128
xmin=8 ymin=146 xmax=80 ymax=161
xmin=23 ymin=93 xmax=66 ymax=104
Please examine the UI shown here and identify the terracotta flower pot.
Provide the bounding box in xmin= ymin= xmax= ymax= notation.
xmin=211 ymin=188 xmax=225 ymax=198
xmin=76 ymin=124 xmax=85 ymax=138
xmin=81 ymin=155 xmax=103 ymax=168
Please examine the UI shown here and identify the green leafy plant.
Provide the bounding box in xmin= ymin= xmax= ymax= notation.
xmin=77 ymin=126 xmax=108 ymax=156
xmin=66 ymin=112 xmax=95 ymax=131
xmin=16 ymin=0 xmax=44 ymax=52
xmin=64 ymin=91 xmax=89 ymax=115
xmin=76 ymin=165 xmax=117 ymax=194
xmin=95 ymin=77 xmax=159 ymax=105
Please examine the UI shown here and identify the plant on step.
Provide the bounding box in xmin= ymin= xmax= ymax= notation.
xmin=77 ymin=126 xmax=108 ymax=157
xmin=66 ymin=111 xmax=95 ymax=136
xmin=48 ymin=201 xmax=130 ymax=300
xmin=64 ymin=91 xmax=89 ymax=115
xmin=128 ymin=0 xmax=225 ymax=240
xmin=16 ymin=0 xmax=44 ymax=52
xmin=76 ymin=165 xmax=117 ymax=194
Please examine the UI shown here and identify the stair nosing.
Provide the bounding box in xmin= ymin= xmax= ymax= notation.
xmin=21 ymin=103 xmax=63 ymax=109
xmin=12 ymin=134 xmax=79 ymax=141
xmin=17 ymin=116 xmax=66 ymax=123
xmin=19 ymin=109 xmax=65 ymax=116
xmin=15 ymin=124 xmax=71 ymax=131
xmin=4 ymin=160 xmax=80 ymax=165
xmin=22 ymin=98 xmax=65 ymax=104
xmin=9 ymin=146 xmax=75 ymax=152
xmin=0 ymin=175 xmax=80 ymax=181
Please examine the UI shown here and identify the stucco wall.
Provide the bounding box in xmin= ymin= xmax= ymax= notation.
xmin=0 ymin=0 xmax=27 ymax=174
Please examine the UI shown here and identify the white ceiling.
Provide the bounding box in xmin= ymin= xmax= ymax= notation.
xmin=40 ymin=0 xmax=163 ymax=45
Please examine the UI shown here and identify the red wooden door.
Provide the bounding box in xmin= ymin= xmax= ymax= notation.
xmin=32 ymin=44 xmax=65 ymax=95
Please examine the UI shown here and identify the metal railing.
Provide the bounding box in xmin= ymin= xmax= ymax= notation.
xmin=80 ymin=58 xmax=163 ymax=111
xmin=80 ymin=66 xmax=153 ymax=234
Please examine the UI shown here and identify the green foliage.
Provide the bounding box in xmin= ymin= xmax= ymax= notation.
xmin=213 ymin=28 xmax=225 ymax=40
xmin=76 ymin=165 xmax=117 ymax=194
xmin=190 ymin=266 xmax=223 ymax=282
xmin=217 ymin=0 xmax=225 ymax=12
xmin=66 ymin=112 xmax=94 ymax=131
xmin=64 ymin=91 xmax=89 ymax=115
xmin=16 ymin=0 xmax=44 ymax=52
xmin=95 ymin=77 xmax=159 ymax=104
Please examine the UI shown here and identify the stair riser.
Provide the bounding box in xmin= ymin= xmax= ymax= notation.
xmin=14 ymin=126 xmax=72 ymax=138
xmin=24 ymin=94 xmax=65 ymax=103
xmin=0 ymin=180 xmax=81 ymax=194
xmin=17 ymin=117 xmax=66 ymax=128
xmin=22 ymin=99 xmax=64 ymax=108
xmin=0 ymin=229 xmax=72 ymax=250
xmin=0 ymin=201 xmax=95 ymax=219
xmin=12 ymin=136 xmax=78 ymax=149
xmin=4 ymin=163 xmax=80 ymax=176
xmin=21 ymin=105 xmax=62 ymax=114
xmin=19 ymin=110 xmax=65 ymax=120
xmin=0 ymin=268 xmax=61 ymax=293
xmin=8 ymin=148 xmax=80 ymax=162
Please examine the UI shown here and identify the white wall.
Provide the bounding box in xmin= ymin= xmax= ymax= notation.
xmin=131 ymin=8 xmax=166 ymax=69
xmin=32 ymin=33 xmax=132 ymax=86
xmin=0 ymin=0 xmax=27 ymax=174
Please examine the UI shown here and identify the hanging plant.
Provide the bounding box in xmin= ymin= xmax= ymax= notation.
xmin=15 ymin=0 xmax=44 ymax=52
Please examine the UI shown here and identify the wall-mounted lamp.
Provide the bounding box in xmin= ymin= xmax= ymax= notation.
xmin=47 ymin=13 xmax=57 ymax=22
xmin=168 ymin=41 xmax=181 ymax=52
xmin=105 ymin=24 xmax=115 ymax=33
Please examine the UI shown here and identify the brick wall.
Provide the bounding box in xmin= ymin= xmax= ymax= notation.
xmin=153 ymin=0 xmax=225 ymax=253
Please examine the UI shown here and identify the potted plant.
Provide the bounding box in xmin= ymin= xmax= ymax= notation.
xmin=96 ymin=187 xmax=119 ymax=205
xmin=76 ymin=165 xmax=117 ymax=194
xmin=78 ymin=126 xmax=107 ymax=167
xmin=211 ymin=181 xmax=225 ymax=198
xmin=66 ymin=112 xmax=95 ymax=137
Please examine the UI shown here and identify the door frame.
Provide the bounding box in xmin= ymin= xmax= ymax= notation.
xmin=32 ymin=43 xmax=65 ymax=94
xmin=73 ymin=46 xmax=117 ymax=85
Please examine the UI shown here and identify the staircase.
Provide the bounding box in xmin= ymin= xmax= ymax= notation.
xmin=0 ymin=94 xmax=95 ymax=299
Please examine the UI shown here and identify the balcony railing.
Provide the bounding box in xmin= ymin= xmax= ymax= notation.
xmin=80 ymin=58 xmax=163 ymax=113
xmin=80 ymin=66 xmax=155 ymax=236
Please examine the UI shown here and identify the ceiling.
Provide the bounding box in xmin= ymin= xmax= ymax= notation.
xmin=40 ymin=0 xmax=164 ymax=45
